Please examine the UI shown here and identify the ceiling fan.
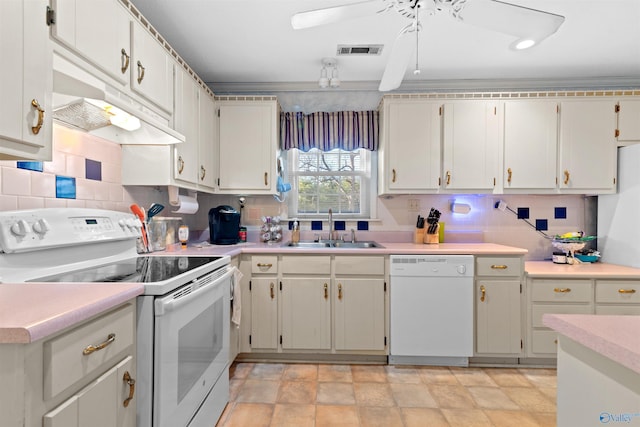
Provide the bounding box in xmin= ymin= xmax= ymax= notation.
xmin=291 ymin=0 xmax=565 ymax=91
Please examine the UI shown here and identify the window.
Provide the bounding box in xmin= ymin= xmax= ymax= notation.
xmin=287 ymin=148 xmax=375 ymax=218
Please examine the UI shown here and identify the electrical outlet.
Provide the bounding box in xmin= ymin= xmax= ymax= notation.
xmin=408 ymin=198 xmax=420 ymax=211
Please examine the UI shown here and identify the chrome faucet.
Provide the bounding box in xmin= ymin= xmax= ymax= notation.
xmin=328 ymin=208 xmax=335 ymax=241
xmin=350 ymin=228 xmax=356 ymax=243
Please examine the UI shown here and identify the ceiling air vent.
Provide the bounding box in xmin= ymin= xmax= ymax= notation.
xmin=337 ymin=44 xmax=383 ymax=56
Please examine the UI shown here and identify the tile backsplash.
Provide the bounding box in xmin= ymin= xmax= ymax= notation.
xmin=0 ymin=125 xmax=595 ymax=261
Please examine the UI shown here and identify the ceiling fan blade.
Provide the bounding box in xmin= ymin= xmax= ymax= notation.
xmin=291 ymin=0 xmax=387 ymax=30
xmin=460 ymin=0 xmax=564 ymax=48
xmin=379 ymin=27 xmax=416 ymax=92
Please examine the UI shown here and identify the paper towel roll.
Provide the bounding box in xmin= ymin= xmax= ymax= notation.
xmin=171 ymin=195 xmax=199 ymax=214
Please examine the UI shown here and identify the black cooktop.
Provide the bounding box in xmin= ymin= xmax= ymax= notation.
xmin=30 ymin=256 xmax=223 ymax=283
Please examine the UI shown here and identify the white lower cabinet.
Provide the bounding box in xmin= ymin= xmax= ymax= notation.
xmin=240 ymin=254 xmax=387 ymax=357
xmin=0 ymin=302 xmax=136 ymax=427
xmin=595 ymin=280 xmax=640 ymax=315
xmin=474 ymin=256 xmax=523 ymax=356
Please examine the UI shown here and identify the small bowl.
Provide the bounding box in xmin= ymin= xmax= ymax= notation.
xmin=574 ymin=254 xmax=599 ymax=263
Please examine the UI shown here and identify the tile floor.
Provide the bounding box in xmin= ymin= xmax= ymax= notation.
xmin=216 ymin=362 xmax=557 ymax=427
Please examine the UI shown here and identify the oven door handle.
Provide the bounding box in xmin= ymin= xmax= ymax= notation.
xmin=155 ymin=267 xmax=233 ymax=316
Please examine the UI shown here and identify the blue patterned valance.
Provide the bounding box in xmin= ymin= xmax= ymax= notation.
xmin=280 ymin=111 xmax=379 ymax=152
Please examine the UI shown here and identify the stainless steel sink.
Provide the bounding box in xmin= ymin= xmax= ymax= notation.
xmin=285 ymin=240 xmax=383 ymax=249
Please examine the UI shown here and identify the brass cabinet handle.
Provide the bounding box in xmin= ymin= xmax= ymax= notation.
xmin=256 ymin=263 xmax=273 ymax=268
xmin=618 ymin=289 xmax=637 ymax=294
xmin=554 ymin=287 xmax=572 ymax=293
xmin=507 ymin=167 xmax=513 ymax=184
xmin=31 ymin=99 xmax=44 ymax=135
xmin=137 ymin=61 xmax=145 ymax=84
xmin=338 ymin=283 xmax=343 ymax=300
xmin=123 ymin=371 xmax=136 ymax=407
xmin=264 ymin=172 xmax=268 ymax=186
xmin=200 ymin=165 xmax=206 ymax=180
xmin=324 ymin=283 xmax=328 ymax=300
xmin=564 ymin=170 xmax=570 ymax=185
xmin=446 ymin=171 xmax=451 ymax=185
xmin=480 ymin=285 xmax=486 ymax=302
xmin=83 ymin=333 xmax=116 ymax=355
xmin=392 ymin=169 xmax=397 ymax=183
xmin=121 ymin=48 xmax=130 ymax=74
xmin=270 ymin=282 xmax=275 ymax=299
xmin=177 ymin=156 xmax=185 ymax=174
xmin=490 ymin=265 xmax=508 ymax=270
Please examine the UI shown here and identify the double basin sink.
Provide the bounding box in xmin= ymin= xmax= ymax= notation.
xmin=285 ymin=240 xmax=383 ymax=249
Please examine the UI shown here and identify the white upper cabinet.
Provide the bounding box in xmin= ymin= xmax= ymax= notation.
xmin=503 ymin=101 xmax=559 ymax=191
xmin=51 ymin=0 xmax=130 ymax=86
xmin=558 ymin=100 xmax=617 ymax=193
xmin=217 ymin=100 xmax=278 ymax=194
xmin=0 ymin=0 xmax=52 ymax=160
xmin=442 ymin=101 xmax=501 ymax=191
xmin=198 ymin=89 xmax=217 ymax=190
xmin=378 ymin=99 xmax=442 ymax=194
xmin=173 ymin=66 xmax=199 ymax=186
xmin=616 ymin=99 xmax=640 ymax=144
xmin=130 ymin=21 xmax=173 ymax=113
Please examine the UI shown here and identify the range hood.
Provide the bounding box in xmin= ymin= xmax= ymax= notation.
xmin=52 ymin=53 xmax=184 ymax=145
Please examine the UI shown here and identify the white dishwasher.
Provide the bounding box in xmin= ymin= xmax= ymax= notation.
xmin=389 ymin=255 xmax=474 ymax=366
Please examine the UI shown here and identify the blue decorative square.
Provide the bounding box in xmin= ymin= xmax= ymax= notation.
xmin=357 ymin=221 xmax=369 ymax=231
xmin=535 ymin=219 xmax=548 ymax=231
xmin=85 ymin=159 xmax=102 ymax=181
xmin=17 ymin=161 xmax=43 ymax=172
xmin=555 ymin=207 xmax=567 ymax=219
xmin=334 ymin=221 xmax=346 ymax=231
xmin=55 ymin=176 xmax=76 ymax=199
xmin=311 ymin=220 xmax=323 ymax=231
xmin=517 ymin=207 xmax=530 ymax=219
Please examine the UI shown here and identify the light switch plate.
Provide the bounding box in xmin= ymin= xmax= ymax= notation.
xmin=408 ymin=198 xmax=420 ymax=211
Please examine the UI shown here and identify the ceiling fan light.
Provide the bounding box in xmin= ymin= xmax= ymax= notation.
xmin=514 ymin=39 xmax=536 ymax=50
xmin=329 ymin=67 xmax=340 ymax=87
xmin=318 ymin=66 xmax=329 ymax=88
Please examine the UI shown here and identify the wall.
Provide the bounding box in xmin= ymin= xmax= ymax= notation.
xmin=0 ymin=125 xmax=594 ymax=261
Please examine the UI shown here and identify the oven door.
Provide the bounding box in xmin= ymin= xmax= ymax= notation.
xmin=153 ymin=266 xmax=231 ymax=427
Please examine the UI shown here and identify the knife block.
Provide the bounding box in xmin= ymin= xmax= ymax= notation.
xmin=424 ymin=224 xmax=440 ymax=244
xmin=414 ymin=229 xmax=425 ymax=244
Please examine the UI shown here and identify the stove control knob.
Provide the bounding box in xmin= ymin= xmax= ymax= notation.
xmin=457 ymin=265 xmax=467 ymax=275
xmin=32 ymin=218 xmax=51 ymax=235
xmin=118 ymin=219 xmax=127 ymax=229
xmin=10 ymin=220 xmax=30 ymax=237
xmin=125 ymin=218 xmax=136 ymax=229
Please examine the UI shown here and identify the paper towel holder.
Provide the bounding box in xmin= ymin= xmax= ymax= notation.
xmin=168 ymin=185 xmax=197 ymax=207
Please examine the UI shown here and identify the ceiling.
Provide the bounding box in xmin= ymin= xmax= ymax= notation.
xmin=129 ymin=0 xmax=640 ymax=95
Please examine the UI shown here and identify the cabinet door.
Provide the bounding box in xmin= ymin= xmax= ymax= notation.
xmin=559 ymin=100 xmax=617 ymax=192
xmin=504 ymin=101 xmax=558 ymax=190
xmin=442 ymin=101 xmax=500 ymax=190
xmin=0 ymin=0 xmax=52 ymax=160
xmin=218 ymin=102 xmax=276 ymax=193
xmin=476 ymin=280 xmax=522 ymax=355
xmin=198 ymin=89 xmax=217 ymax=190
xmin=249 ymin=278 xmax=278 ymax=350
xmin=131 ymin=21 xmax=173 ymax=113
xmin=74 ymin=0 xmax=131 ymax=85
xmin=383 ymin=100 xmax=442 ymax=192
xmin=281 ymin=278 xmax=331 ymax=350
xmin=173 ymin=66 xmax=199 ymax=185
xmin=617 ymin=100 xmax=640 ymax=143
xmin=334 ymin=278 xmax=385 ymax=351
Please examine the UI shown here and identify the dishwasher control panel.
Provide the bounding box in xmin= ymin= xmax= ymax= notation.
xmin=389 ymin=255 xmax=474 ymax=277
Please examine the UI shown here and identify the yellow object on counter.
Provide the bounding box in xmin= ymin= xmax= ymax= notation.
xmin=438 ymin=222 xmax=445 ymax=243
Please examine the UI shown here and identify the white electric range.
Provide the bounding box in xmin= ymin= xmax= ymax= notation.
xmin=0 ymin=208 xmax=232 ymax=427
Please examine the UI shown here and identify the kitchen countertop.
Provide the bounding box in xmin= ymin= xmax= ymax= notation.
xmin=0 ymin=283 xmax=144 ymax=344
xmin=526 ymin=260 xmax=640 ymax=278
xmin=543 ymin=313 xmax=640 ymax=375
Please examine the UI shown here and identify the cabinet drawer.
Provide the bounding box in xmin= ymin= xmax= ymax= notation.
xmin=334 ymin=256 xmax=384 ymax=275
xmin=476 ymin=257 xmax=522 ymax=277
xmin=44 ymin=304 xmax=135 ymax=400
xmin=281 ymin=255 xmax=330 ymax=274
xmin=531 ymin=304 xmax=592 ymax=328
xmin=531 ymin=330 xmax=559 ymax=354
xmin=596 ymin=281 xmax=640 ymax=304
xmin=530 ymin=279 xmax=592 ymax=302
xmin=251 ymin=255 xmax=278 ymax=274
xmin=596 ymin=305 xmax=640 ymax=315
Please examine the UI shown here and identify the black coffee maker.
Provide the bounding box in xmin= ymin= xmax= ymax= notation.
xmin=209 ymin=205 xmax=241 ymax=245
